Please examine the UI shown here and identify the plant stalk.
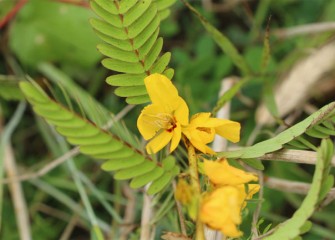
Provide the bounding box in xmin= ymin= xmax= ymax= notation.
xmin=187 ymin=142 xmax=205 ymax=240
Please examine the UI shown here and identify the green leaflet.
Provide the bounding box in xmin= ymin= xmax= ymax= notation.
xmin=126 ymin=95 xmax=151 ymax=105
xmin=115 ymin=85 xmax=147 ymax=97
xmin=130 ymin=167 xmax=164 ymax=188
xmin=264 ymin=139 xmax=333 ymax=239
xmin=90 ymin=0 xmax=176 ymax=104
xmin=123 ymin=0 xmax=152 ymax=27
xmin=0 ymin=77 xmax=24 ymax=101
xmin=146 ymin=156 xmax=179 ymax=194
xmin=20 ymin=82 xmax=179 ymax=194
xmin=219 ymin=102 xmax=335 ymax=159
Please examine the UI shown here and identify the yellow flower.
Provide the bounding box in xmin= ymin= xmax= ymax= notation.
xmin=182 ymin=113 xmax=240 ymax=154
xmin=204 ymin=159 xmax=258 ymax=186
xmin=200 ymin=184 xmax=260 ymax=238
xmin=137 ymin=74 xmax=189 ymax=154
xmin=200 ymin=186 xmax=243 ymax=238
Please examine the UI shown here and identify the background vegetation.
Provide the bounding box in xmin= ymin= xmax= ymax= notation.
xmin=1 ymin=0 xmax=335 ymax=239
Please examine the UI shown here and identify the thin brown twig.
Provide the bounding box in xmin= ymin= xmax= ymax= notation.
xmin=172 ymin=180 xmax=187 ymax=236
xmin=59 ymin=215 xmax=80 ymax=240
xmin=1 ymin=147 xmax=80 ymax=184
xmin=0 ymin=0 xmax=28 ymax=29
xmin=37 ymin=203 xmax=87 ymax=229
xmin=51 ymin=0 xmax=90 ymax=8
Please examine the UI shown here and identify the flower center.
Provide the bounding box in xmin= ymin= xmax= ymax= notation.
xmin=145 ymin=113 xmax=177 ymax=132
xmin=155 ymin=113 xmax=177 ymax=132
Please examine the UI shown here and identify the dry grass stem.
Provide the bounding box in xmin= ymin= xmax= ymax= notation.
xmin=37 ymin=203 xmax=87 ymax=229
xmin=256 ymin=41 xmax=335 ymax=125
xmin=273 ymin=22 xmax=335 ymax=39
xmin=259 ymin=149 xmax=335 ymax=166
xmin=119 ymin=184 xmax=136 ymax=240
xmin=205 ymin=78 xmax=236 ymax=240
xmin=212 ymin=78 xmax=235 ymax=152
xmin=4 ymin=144 xmax=31 ymax=240
xmin=1 ymin=147 xmax=80 ymax=184
xmin=265 ymin=177 xmax=335 ymax=204
xmin=140 ymin=185 xmax=154 ymax=240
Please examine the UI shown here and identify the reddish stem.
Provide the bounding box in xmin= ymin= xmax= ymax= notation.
xmin=51 ymin=0 xmax=90 ymax=8
xmin=0 ymin=0 xmax=28 ymax=29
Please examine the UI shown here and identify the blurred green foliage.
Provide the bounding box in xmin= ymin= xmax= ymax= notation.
xmin=9 ymin=0 xmax=100 ymax=78
xmin=1 ymin=0 xmax=335 ymax=239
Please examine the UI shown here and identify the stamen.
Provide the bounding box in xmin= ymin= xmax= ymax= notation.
xmin=143 ymin=112 xmax=177 ymax=130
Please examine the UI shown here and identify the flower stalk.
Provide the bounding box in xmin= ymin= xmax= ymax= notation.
xmin=185 ymin=138 xmax=205 ymax=240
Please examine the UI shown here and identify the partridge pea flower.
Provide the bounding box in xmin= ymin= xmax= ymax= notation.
xmin=137 ymin=74 xmax=189 ymax=154
xmin=200 ymin=186 xmax=243 ymax=238
xmin=200 ymin=184 xmax=260 ymax=238
xmin=204 ymin=159 xmax=258 ymax=186
xmin=183 ymin=113 xmax=240 ymax=154
xmin=200 ymin=159 xmax=260 ymax=238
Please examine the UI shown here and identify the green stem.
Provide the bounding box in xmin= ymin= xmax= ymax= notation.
xmin=186 ymin=142 xmax=205 ymax=240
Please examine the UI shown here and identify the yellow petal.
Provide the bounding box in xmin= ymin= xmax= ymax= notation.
xmin=215 ymin=121 xmax=241 ymax=143
xmin=220 ymin=222 xmax=243 ymax=238
xmin=191 ymin=138 xmax=215 ymax=154
xmin=144 ymin=74 xmax=180 ymax=112
xmin=189 ymin=112 xmax=211 ymax=126
xmin=200 ymin=186 xmax=243 ymax=238
xmin=170 ymin=122 xmax=181 ymax=152
xmin=137 ymin=104 xmax=165 ymax=140
xmin=183 ymin=127 xmax=215 ymax=154
xmin=146 ymin=130 xmax=173 ymax=154
xmin=204 ymin=160 xmax=258 ymax=186
xmin=174 ymin=97 xmax=189 ymax=126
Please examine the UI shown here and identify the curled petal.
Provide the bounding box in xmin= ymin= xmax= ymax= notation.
xmin=183 ymin=113 xmax=241 ymax=154
xmin=190 ymin=138 xmax=215 ymax=155
xmin=146 ymin=130 xmax=173 ymax=154
xmin=215 ymin=121 xmax=241 ymax=143
xmin=204 ymin=159 xmax=258 ymax=186
xmin=183 ymin=127 xmax=215 ymax=154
